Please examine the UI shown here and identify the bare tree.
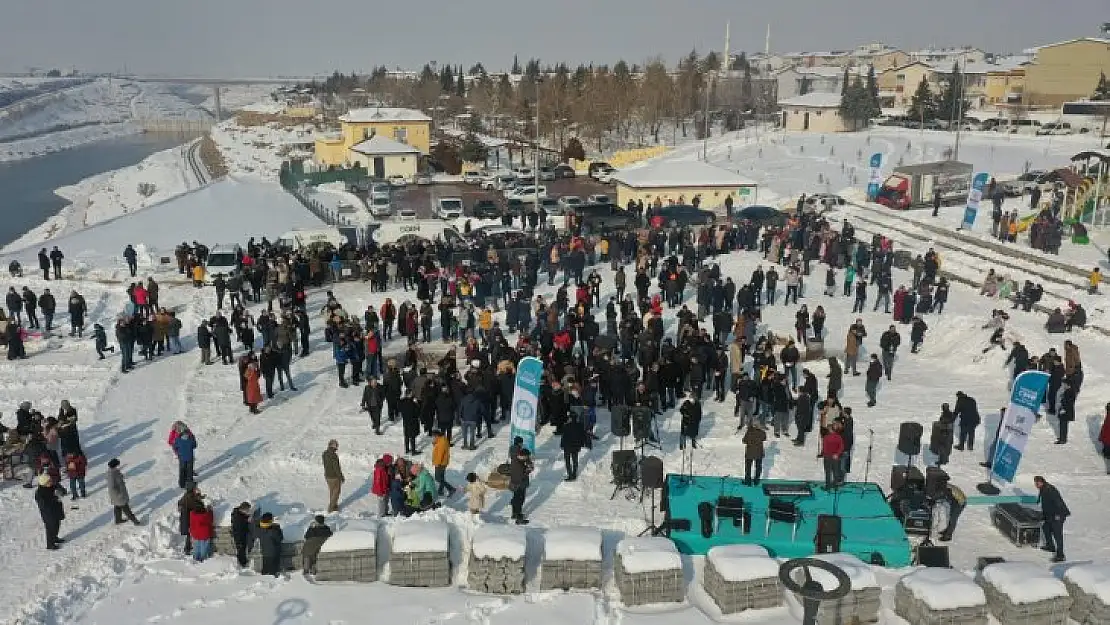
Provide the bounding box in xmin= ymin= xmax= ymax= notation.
xmin=638 ymin=59 xmax=674 ymax=144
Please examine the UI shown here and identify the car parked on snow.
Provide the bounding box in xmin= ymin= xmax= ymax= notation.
xmin=653 ymin=204 xmax=717 ymax=227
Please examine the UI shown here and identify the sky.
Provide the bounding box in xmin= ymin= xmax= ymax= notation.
xmin=2 ymin=0 xmax=1107 ymax=77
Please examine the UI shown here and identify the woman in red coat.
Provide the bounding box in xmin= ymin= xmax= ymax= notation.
xmin=244 ymin=363 xmax=263 ymax=414
xmin=189 ymin=504 xmax=215 ymax=561
xmin=1100 ymin=402 xmax=1110 ymax=474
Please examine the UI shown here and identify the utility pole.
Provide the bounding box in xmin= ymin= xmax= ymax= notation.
xmin=723 ymin=21 xmax=731 ymax=77
xmin=534 ymin=78 xmax=541 ymax=215
xmin=702 ymin=75 xmax=712 ymax=161
xmin=953 ymin=56 xmax=966 ymax=161
xmin=765 ymin=23 xmax=771 ymax=56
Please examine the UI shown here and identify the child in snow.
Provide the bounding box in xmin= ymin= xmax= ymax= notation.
xmin=91 ymin=323 xmax=114 ymax=359
xmin=65 ymin=450 xmax=87 ymax=500
xmin=464 ymin=472 xmax=488 ymax=516
xmin=189 ymin=503 xmax=215 ymax=562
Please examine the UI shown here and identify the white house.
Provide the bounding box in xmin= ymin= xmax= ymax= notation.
xmin=347 ymin=135 xmax=420 ymax=180
xmin=778 ymin=92 xmax=848 ymax=132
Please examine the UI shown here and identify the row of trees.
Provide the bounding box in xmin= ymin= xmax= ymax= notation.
xmin=906 ymin=62 xmax=974 ymax=124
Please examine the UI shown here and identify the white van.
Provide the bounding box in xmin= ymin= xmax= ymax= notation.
xmin=996 ymin=118 xmax=1041 ymax=135
xmin=369 ymin=195 xmax=393 ymax=218
xmin=204 ymin=244 xmax=242 ymax=278
xmin=435 ymin=197 xmax=464 ymax=219
xmin=278 ymin=228 xmax=347 ymax=251
xmin=370 ymin=221 xmax=466 ymax=248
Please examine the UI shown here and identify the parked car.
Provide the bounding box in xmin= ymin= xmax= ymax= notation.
xmin=586 ymin=194 xmax=612 ymax=205
xmin=1037 ymin=122 xmax=1073 ymax=136
xmin=371 ymin=182 xmax=392 ymax=196
xmin=574 ymin=203 xmax=639 ymax=232
xmin=388 ymin=174 xmax=408 ymax=187
xmin=415 ymin=172 xmax=433 ymax=185
xmin=595 ymin=167 xmax=617 ymax=183
xmin=471 ymin=199 xmax=501 ymax=219
xmin=462 ymin=170 xmax=484 ymax=184
xmin=434 ymin=197 xmax=464 ymax=220
xmin=504 ymin=198 xmax=527 ymax=216
xmin=587 ymin=161 xmax=612 ymax=179
xmin=512 ymin=166 xmax=534 ymax=181
xmin=538 ymin=166 xmax=556 ymax=182
xmin=488 ymin=174 xmax=516 ymax=191
xmin=205 ymin=244 xmax=243 ymax=279
xmin=397 ymin=208 xmax=418 ymax=220
xmin=654 ymin=204 xmax=717 ymax=227
xmin=553 ymin=164 xmax=576 ymax=179
xmin=733 ymin=205 xmax=787 ymax=227
xmin=557 ymin=196 xmax=583 ymax=210
xmin=369 ymin=195 xmax=393 ymax=218
xmin=506 ymin=185 xmax=548 ymax=202
xmin=539 ymin=197 xmax=559 ymax=213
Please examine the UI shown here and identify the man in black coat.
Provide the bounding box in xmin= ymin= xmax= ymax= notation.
xmin=508 ymin=447 xmax=533 ymax=524
xmin=256 ymin=512 xmax=285 ymax=576
xmin=35 ymin=474 xmax=65 ymax=550
xmin=560 ymin=411 xmax=587 ymax=481
xmin=39 ymin=289 xmax=56 ymax=332
xmin=230 ymin=502 xmax=255 ymax=568
xmin=952 ymin=391 xmax=980 ymax=451
xmin=38 ymin=248 xmax=51 ymax=280
xmin=1034 ymin=476 xmax=1070 ymax=562
xmin=679 ymin=398 xmax=702 ymax=449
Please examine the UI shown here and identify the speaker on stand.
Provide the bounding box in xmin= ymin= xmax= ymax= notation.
xmin=610 ymin=450 xmax=640 ymax=500
xmin=898 ymin=421 xmax=924 ymax=467
xmin=815 ymin=514 xmax=842 ymax=554
xmin=610 ymin=405 xmax=630 ymax=451
xmin=638 ymin=456 xmax=665 ymax=536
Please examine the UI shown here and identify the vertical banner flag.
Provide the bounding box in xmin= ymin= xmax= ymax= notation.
xmin=867 ymin=153 xmax=883 ymax=201
xmin=990 ymin=370 xmax=1050 ymax=483
xmin=961 ymin=172 xmax=989 ymax=230
xmin=509 ymin=356 xmax=544 ymax=454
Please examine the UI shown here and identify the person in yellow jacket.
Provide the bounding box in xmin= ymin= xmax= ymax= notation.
xmin=478 ymin=308 xmax=493 ymax=342
xmin=1089 ymin=268 xmax=1101 ymax=294
xmin=191 ymin=264 xmax=205 ymax=288
xmin=431 ymin=431 xmax=455 ymax=496
xmin=1007 ymin=220 xmax=1018 ymax=242
xmin=598 ymin=238 xmax=610 ymax=261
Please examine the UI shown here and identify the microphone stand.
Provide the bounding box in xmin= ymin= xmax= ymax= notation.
xmin=861 ymin=428 xmax=875 ymax=499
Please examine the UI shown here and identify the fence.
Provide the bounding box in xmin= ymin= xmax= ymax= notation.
xmin=280 ymin=160 xmax=369 ymax=189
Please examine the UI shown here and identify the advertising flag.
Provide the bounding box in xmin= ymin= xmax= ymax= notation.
xmin=509 ymin=356 xmax=544 ymax=454
xmin=961 ymin=172 xmax=990 ymax=230
xmin=990 ymin=370 xmax=1050 ymax=483
xmin=866 ymin=153 xmax=883 ymax=201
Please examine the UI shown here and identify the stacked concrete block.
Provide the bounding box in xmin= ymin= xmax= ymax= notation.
xmin=703 ymin=545 xmax=783 ymax=615
xmin=615 ymin=537 xmax=685 ymax=607
xmin=249 ymin=513 xmax=313 ymax=573
xmin=978 ymin=562 xmax=1072 ymax=625
xmin=894 ymin=568 xmax=989 ymax=625
xmin=467 ymin=525 xmax=527 ymax=594
xmin=388 ymin=520 xmax=451 ymax=588
xmin=315 ymin=519 xmax=379 ymax=583
xmin=1063 ymin=564 xmax=1110 ymax=625
xmin=212 ymin=502 xmax=237 ymax=555
xmin=796 ymin=554 xmax=881 ymax=625
xmin=540 ymin=526 xmax=603 ymax=591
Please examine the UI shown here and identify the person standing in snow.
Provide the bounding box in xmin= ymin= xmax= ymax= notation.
xmin=1034 ymin=476 xmax=1070 ymax=562
xmin=301 ymin=515 xmax=333 ymax=575
xmin=106 ymin=458 xmax=141 ymax=525
xmin=952 ymin=391 xmax=980 ymax=451
xmin=256 ymin=512 xmax=285 ymax=576
xmin=38 ymin=248 xmax=51 ymax=280
xmin=39 ymin=288 xmax=56 ymax=332
xmin=230 ymin=502 xmax=255 ymax=567
xmin=189 ymin=502 xmax=215 ymax=562
xmin=322 ymin=439 xmax=344 ymax=513
xmin=173 ymin=429 xmax=197 ymax=489
xmin=68 ymin=290 xmax=87 ymax=337
xmin=123 ymin=245 xmax=138 ymax=277
xmin=508 ymin=447 xmax=533 ymax=524
xmin=35 ymin=473 xmax=65 ymax=550
xmin=50 ymin=246 xmax=64 ymax=280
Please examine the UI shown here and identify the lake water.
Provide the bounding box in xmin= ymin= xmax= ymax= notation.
xmin=0 ymin=132 xmax=194 ymax=247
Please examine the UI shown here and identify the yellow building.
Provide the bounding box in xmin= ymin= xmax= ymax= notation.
xmin=877 ymin=62 xmax=935 ymax=108
xmin=314 ymin=106 xmax=432 ymax=167
xmin=984 ymin=66 xmax=1027 ymax=106
xmin=1024 ymin=38 xmax=1110 ymax=106
xmin=611 ymin=160 xmax=759 ymax=209
xmin=778 ymin=93 xmax=850 ymax=132
xmin=347 ymin=136 xmax=420 ymax=181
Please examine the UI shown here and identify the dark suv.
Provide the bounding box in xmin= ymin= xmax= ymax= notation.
xmin=471 ymin=199 xmax=501 ymax=219
xmin=573 ymin=203 xmax=639 ymax=232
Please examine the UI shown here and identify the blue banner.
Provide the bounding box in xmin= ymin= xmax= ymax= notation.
xmin=867 ymin=153 xmax=883 ymax=201
xmin=961 ymin=172 xmax=989 ymax=230
xmin=991 ymin=370 xmax=1050 ymax=483
xmin=509 ymin=356 xmax=544 ymax=454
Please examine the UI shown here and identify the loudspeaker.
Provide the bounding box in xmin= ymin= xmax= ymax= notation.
xmin=897 ymin=422 xmax=924 ymax=456
xmin=917 ymin=545 xmax=951 ymax=568
xmin=815 ymin=514 xmax=842 ymax=553
xmin=698 ymin=502 xmax=715 ymax=538
xmin=925 ymin=466 xmax=950 ymax=499
xmin=641 ymin=456 xmax=664 ymax=489
xmin=665 ymin=518 xmax=692 ymax=532
xmin=929 ymin=420 xmax=954 ymax=462
xmin=890 ymin=465 xmax=925 ymax=492
xmin=609 ymin=405 xmax=630 ymax=437
xmin=611 ymin=450 xmax=638 ymax=486
xmin=716 ymin=496 xmax=745 ymax=519
xmin=632 ymin=407 xmax=654 ymax=441
xmin=769 ymin=499 xmax=798 ymax=523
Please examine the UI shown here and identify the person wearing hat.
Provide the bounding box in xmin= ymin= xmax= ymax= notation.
xmin=322 ymin=440 xmax=344 ymax=513
xmin=256 ymin=512 xmax=284 ymax=576
xmin=177 ymin=482 xmax=203 ymax=555
xmin=230 ymin=501 xmax=255 ymax=568
xmin=301 ymin=514 xmax=333 ymax=575
xmin=35 ymin=473 xmax=65 ymax=550
xmin=106 ymin=458 xmax=141 ymax=525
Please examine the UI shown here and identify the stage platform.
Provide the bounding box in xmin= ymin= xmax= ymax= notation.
xmin=664 ymin=475 xmax=913 ymax=567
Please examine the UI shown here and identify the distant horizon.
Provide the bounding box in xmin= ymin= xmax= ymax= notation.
xmin=0 ymin=0 xmax=1105 ymax=76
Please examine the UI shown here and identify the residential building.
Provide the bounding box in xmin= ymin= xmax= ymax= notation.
xmin=782 ymin=50 xmax=851 ymax=68
xmin=347 ymin=136 xmax=420 ymax=180
xmin=773 ymin=66 xmax=858 ymax=101
xmin=314 ymin=106 xmax=432 ymax=167
xmin=909 ymin=46 xmax=986 ymax=68
xmin=963 ymin=56 xmax=1031 ymax=107
xmin=610 ymin=161 xmax=759 ymax=208
xmin=849 ymin=43 xmax=910 ymax=72
xmin=748 ymin=52 xmax=789 ymax=75
xmin=778 ymin=92 xmax=850 ymax=132
xmin=877 ymin=62 xmax=935 ymax=108
xmin=1023 ymin=37 xmax=1110 ymax=106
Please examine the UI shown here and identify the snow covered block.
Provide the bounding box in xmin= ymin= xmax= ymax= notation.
xmin=1063 ymin=563 xmax=1110 ymax=625
xmin=540 ymin=526 xmax=603 ymax=591
xmin=315 ymin=519 xmax=378 ymax=583
xmin=703 ymin=546 xmax=783 ymax=615
xmin=894 ymin=568 xmax=988 ymax=625
xmin=467 ymin=525 xmax=527 ymax=594
xmin=615 ymin=537 xmax=685 ymax=607
xmin=979 ymin=562 xmax=1071 ymax=625
xmin=794 ymin=554 xmax=881 ymax=625
xmin=388 ymin=520 xmax=451 ymax=588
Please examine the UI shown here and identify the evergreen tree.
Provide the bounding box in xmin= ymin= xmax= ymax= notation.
xmin=459 ymin=133 xmax=489 ymax=163
xmin=562 ymin=137 xmax=586 ymax=162
xmin=456 ymin=73 xmax=466 ymax=98
xmin=907 ymin=77 xmax=935 ymax=123
xmin=936 ymin=61 xmax=969 ymax=122
xmin=1094 ymin=72 xmax=1110 ymax=101
xmin=865 ymin=65 xmax=881 ymax=118
xmin=511 ymin=55 xmax=522 ymax=75
xmin=841 ymin=67 xmax=850 ymax=96
xmin=440 ymin=65 xmax=454 ymax=93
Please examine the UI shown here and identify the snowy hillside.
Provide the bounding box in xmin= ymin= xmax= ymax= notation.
xmin=0 ymin=214 xmax=1107 ymax=623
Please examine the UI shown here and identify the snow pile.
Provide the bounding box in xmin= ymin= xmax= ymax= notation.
xmin=470 ymin=524 xmax=527 ymax=560
xmin=1063 ymin=563 xmax=1110 ymax=625
xmin=543 ymin=526 xmax=603 ymax=561
xmin=704 ymin=545 xmax=783 ymax=615
xmin=320 ymin=519 xmax=379 ymax=553
xmin=391 ymin=520 xmax=449 ymax=553
xmin=980 ymin=562 xmax=1072 ymax=625
xmin=616 ymin=537 xmax=681 ymax=574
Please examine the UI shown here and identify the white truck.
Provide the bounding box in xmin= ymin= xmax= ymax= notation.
xmin=278 ymin=227 xmax=348 ymax=251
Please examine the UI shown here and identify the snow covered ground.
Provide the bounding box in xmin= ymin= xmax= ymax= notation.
xmin=1 ymin=213 xmax=1108 ymax=623
xmin=209 ymin=118 xmax=317 ymax=179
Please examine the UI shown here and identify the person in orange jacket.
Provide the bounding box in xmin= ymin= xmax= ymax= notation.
xmin=431 ymin=430 xmax=456 ymax=497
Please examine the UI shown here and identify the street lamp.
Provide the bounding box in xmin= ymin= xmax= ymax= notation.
xmin=534 ymin=78 xmax=542 ymax=215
